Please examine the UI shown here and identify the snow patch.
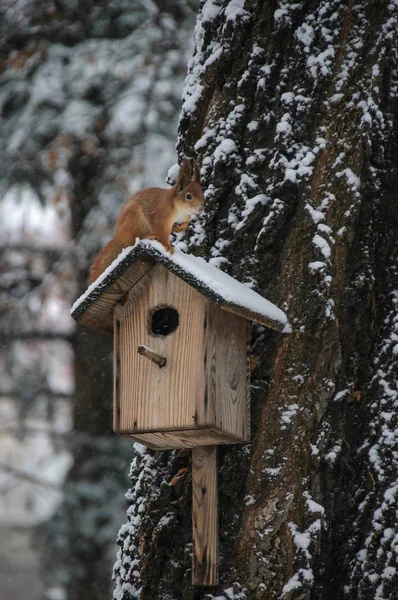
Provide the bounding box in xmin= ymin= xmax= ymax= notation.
xmin=313 ymin=234 xmax=331 ymax=259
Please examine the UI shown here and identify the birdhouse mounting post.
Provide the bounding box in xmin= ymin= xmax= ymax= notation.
xmin=192 ymin=445 xmax=219 ymax=586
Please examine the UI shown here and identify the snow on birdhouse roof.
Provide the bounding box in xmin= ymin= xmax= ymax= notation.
xmin=71 ymin=240 xmax=288 ymax=335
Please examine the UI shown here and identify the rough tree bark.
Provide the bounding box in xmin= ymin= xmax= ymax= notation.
xmin=113 ymin=2 xmax=398 ymax=599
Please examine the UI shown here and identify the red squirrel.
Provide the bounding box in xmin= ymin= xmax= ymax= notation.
xmin=88 ymin=159 xmax=204 ymax=284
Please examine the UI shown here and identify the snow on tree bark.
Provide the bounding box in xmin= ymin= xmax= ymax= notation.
xmin=113 ymin=1 xmax=398 ymax=599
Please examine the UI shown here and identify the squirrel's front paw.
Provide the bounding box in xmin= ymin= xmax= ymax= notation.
xmin=172 ymin=221 xmax=189 ymax=233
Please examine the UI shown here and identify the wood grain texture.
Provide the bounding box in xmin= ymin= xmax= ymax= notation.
xmin=113 ymin=314 xmax=121 ymax=431
xmin=126 ymin=427 xmax=244 ymax=450
xmin=220 ymin=300 xmax=285 ymax=332
xmin=200 ymin=304 xmax=250 ymax=443
xmin=192 ymin=445 xmax=219 ymax=586
xmin=75 ymin=255 xmax=155 ymax=335
xmin=114 ymin=263 xmax=206 ymax=434
xmin=114 ymin=288 xmax=250 ymax=447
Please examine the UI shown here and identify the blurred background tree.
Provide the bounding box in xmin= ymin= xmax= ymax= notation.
xmin=0 ymin=1 xmax=195 ymax=599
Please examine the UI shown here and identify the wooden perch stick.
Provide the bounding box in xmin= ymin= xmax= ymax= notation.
xmin=137 ymin=345 xmax=167 ymax=368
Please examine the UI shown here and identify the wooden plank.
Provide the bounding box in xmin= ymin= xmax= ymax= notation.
xmin=192 ymin=445 xmax=218 ymax=586
xmin=199 ymin=304 xmax=250 ymax=442
xmin=74 ymin=255 xmax=156 ymax=335
xmin=126 ymin=427 xmax=244 ymax=450
xmin=116 ymin=264 xmax=206 ymax=434
xmin=220 ymin=300 xmax=285 ymax=332
xmin=113 ymin=313 xmax=121 ymax=431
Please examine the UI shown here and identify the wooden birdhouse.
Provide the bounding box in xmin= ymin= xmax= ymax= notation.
xmin=71 ymin=240 xmax=287 ymax=449
xmin=71 ymin=239 xmax=287 ymax=585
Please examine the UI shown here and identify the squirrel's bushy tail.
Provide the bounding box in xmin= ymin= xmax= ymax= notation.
xmin=88 ymin=238 xmax=125 ymax=284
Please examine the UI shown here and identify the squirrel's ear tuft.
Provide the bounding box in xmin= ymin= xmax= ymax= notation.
xmin=176 ymin=159 xmax=191 ymax=192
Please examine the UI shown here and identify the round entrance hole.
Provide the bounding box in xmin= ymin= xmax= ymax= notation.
xmin=150 ymin=306 xmax=179 ymax=336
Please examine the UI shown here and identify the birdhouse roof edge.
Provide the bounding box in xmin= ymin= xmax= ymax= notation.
xmin=71 ymin=240 xmax=288 ymax=333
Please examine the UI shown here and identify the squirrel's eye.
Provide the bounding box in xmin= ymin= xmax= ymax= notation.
xmin=186 ymin=193 xmax=193 ymax=200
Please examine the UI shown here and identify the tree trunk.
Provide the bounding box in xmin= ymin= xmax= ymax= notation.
xmin=113 ymin=2 xmax=398 ymax=599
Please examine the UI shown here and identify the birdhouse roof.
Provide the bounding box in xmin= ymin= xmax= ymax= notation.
xmin=71 ymin=240 xmax=288 ymax=335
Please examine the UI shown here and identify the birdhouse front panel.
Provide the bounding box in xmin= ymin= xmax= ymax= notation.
xmin=114 ymin=264 xmax=206 ymax=437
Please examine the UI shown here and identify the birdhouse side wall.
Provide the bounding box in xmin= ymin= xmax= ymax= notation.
xmin=114 ymin=264 xmax=206 ymax=434
xmin=199 ymin=303 xmax=250 ymax=442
